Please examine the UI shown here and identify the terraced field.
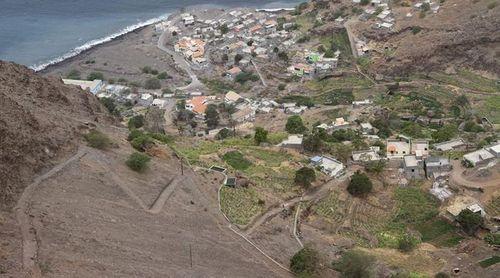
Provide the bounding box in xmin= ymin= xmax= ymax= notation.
xmin=485 ymin=196 xmax=500 ymax=217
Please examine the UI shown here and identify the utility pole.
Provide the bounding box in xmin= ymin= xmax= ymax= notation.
xmin=189 ymin=244 xmax=193 ymax=268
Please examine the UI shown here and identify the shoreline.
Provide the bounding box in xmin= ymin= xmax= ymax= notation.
xmin=35 ymin=5 xmax=296 ymax=74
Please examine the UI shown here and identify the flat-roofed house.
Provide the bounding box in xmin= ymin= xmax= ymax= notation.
xmin=424 ymin=156 xmax=452 ymax=178
xmin=411 ymin=139 xmax=430 ymax=159
xmin=403 ymin=155 xmax=423 ymax=180
xmin=463 ymin=148 xmax=495 ymax=167
xmin=224 ymin=91 xmax=242 ymax=103
xmin=386 ymin=139 xmax=411 ymax=159
xmin=277 ymin=135 xmax=303 ymax=150
xmin=434 ymin=139 xmax=466 ymax=152
xmin=310 ymin=156 xmax=345 ymax=178
xmin=231 ymin=107 xmax=255 ymax=124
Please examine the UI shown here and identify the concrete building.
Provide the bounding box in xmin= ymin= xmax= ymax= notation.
xmin=403 ymin=155 xmax=423 ymax=180
xmin=411 ymin=139 xmax=430 ymax=159
xmin=434 ymin=139 xmax=466 ymax=152
xmin=311 ymin=156 xmax=345 ymax=178
xmin=62 ymin=79 xmax=104 ymax=95
xmin=386 ymin=138 xmax=411 ymax=159
xmin=463 ymin=148 xmax=496 ymax=167
xmin=352 ymin=147 xmax=381 ymax=162
xmin=139 ymin=93 xmax=153 ymax=106
xmin=277 ymin=135 xmax=303 ymax=150
xmin=424 ymin=156 xmax=452 ymax=178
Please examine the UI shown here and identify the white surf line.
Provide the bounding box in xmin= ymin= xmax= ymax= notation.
xmin=15 ymin=147 xmax=87 ymax=277
xmin=194 ymin=166 xmax=292 ymax=274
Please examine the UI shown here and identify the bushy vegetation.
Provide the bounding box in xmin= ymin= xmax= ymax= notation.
xmin=254 ymin=127 xmax=268 ymax=145
xmin=347 ymin=171 xmax=373 ymax=197
xmin=100 ymin=97 xmax=119 ymax=116
xmin=130 ymin=134 xmax=155 ymax=152
xmin=222 ymin=151 xmax=252 ymax=170
xmin=484 ymin=233 xmax=500 ymax=245
xmin=279 ymin=95 xmax=315 ymax=107
xmin=126 ymin=152 xmax=151 ymax=172
xmin=286 ymin=115 xmax=307 ymax=134
xmin=66 ymin=69 xmax=81 ymax=79
xmin=290 ymin=246 xmax=320 ymax=276
xmin=84 ymin=130 xmax=112 ymax=149
xmin=205 ymin=104 xmax=220 ymax=129
xmin=235 ymin=72 xmax=259 ymax=84
xmin=216 ymin=128 xmax=234 ymax=140
xmin=294 ymin=167 xmax=316 ymax=189
xmin=144 ymin=77 xmax=161 ymax=89
xmin=398 ymin=234 xmax=419 ymax=252
xmin=87 ymin=71 xmax=104 ymax=81
xmin=128 ymin=115 xmax=145 ymax=129
xmin=333 ymin=250 xmax=376 ymax=278
xmin=457 ymin=209 xmax=483 ymax=235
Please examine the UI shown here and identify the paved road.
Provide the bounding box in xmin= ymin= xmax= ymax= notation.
xmin=157 ymin=31 xmax=205 ymax=91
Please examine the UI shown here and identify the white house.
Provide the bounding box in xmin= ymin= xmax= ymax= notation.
xmin=152 ymin=98 xmax=169 ymax=109
xmin=62 ymin=79 xmax=104 ymax=95
xmin=277 ymin=135 xmax=303 ymax=149
xmin=139 ymin=93 xmax=153 ymax=106
xmin=310 ymin=156 xmax=345 ymax=178
xmin=434 ymin=139 xmax=466 ymax=152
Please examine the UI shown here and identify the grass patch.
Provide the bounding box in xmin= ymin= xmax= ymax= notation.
xmin=428 ymin=71 xmax=499 ymax=93
xmin=84 ymin=130 xmax=112 ymax=149
xmin=306 ymin=74 xmax=373 ymax=92
xmin=246 ymin=148 xmax=290 ymax=167
xmin=222 ymin=151 xmax=252 ymax=170
xmin=480 ymin=95 xmax=500 ymax=124
xmin=393 ymin=187 xmax=439 ymax=225
xmin=319 ymin=28 xmax=353 ymax=62
xmin=479 ymin=256 xmax=500 ymax=268
xmin=314 ymin=88 xmax=354 ymax=105
xmin=220 ymin=186 xmax=263 ymax=225
xmin=416 ymin=219 xmax=463 ymax=247
xmin=201 ymin=78 xmax=235 ymax=94
xmin=267 ymin=132 xmax=289 ymax=145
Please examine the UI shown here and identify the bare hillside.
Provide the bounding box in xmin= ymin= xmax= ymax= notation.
xmin=362 ymin=0 xmax=500 ymax=76
xmin=0 ymin=61 xmax=110 ymax=207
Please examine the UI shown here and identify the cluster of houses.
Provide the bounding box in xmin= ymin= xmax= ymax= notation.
xmin=353 ymin=0 xmax=395 ymax=29
xmin=174 ymin=37 xmax=207 ymax=63
xmin=288 ymin=50 xmax=340 ymax=78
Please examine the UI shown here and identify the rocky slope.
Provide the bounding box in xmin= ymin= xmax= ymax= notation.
xmin=361 ymin=0 xmax=500 ymax=76
xmin=0 ymin=61 xmax=110 ymax=207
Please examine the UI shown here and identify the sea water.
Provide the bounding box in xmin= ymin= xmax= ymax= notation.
xmin=0 ymin=0 xmax=301 ymax=71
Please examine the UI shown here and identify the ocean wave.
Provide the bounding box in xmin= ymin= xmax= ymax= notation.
xmin=30 ymin=13 xmax=170 ymax=72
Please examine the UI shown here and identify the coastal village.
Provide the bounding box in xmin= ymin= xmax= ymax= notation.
xmin=50 ymin=0 xmax=500 ymax=276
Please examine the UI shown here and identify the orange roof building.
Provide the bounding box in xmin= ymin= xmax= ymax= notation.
xmin=186 ymin=96 xmax=208 ymax=115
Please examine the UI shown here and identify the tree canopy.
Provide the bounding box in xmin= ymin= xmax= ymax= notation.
xmin=290 ymin=246 xmax=320 ymax=276
xmin=286 ymin=115 xmax=307 ymax=134
xmin=294 ymin=167 xmax=316 ymax=189
xmin=205 ymin=104 xmax=220 ymax=129
xmin=347 ymin=171 xmax=373 ymax=197
xmin=254 ymin=127 xmax=268 ymax=145
xmin=457 ymin=209 xmax=483 ymax=235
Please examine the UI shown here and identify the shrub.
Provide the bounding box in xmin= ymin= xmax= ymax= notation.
xmin=435 ymin=272 xmax=450 ymax=278
xmin=302 ymin=133 xmax=323 ymax=152
xmin=485 ymin=233 xmax=500 ymax=245
xmin=286 ymin=115 xmax=307 ymax=134
xmin=144 ymin=77 xmax=161 ymax=89
xmin=100 ymin=97 xmax=118 ymax=115
xmin=398 ymin=234 xmax=419 ymax=253
xmin=141 ymin=66 xmax=152 ymax=74
xmin=364 ymin=160 xmax=386 ymax=174
xmin=347 ymin=171 xmax=373 ymax=197
xmin=130 ymin=135 xmax=154 ymax=152
xmin=235 ymin=72 xmax=259 ymax=84
xmin=222 ymin=151 xmax=252 ymax=170
xmin=87 ymin=71 xmax=104 ymax=81
xmin=254 ymin=127 xmax=268 ymax=145
xmin=290 ymin=246 xmax=319 ymax=276
xmin=84 ymin=130 xmax=111 ymax=149
xmin=294 ymin=167 xmax=316 ymax=189
xmin=126 ymin=152 xmax=151 ymax=172
xmin=128 ymin=115 xmax=145 ymax=129
xmin=66 ymin=69 xmax=81 ymax=79
xmin=157 ymin=72 xmax=169 ymax=79
xmin=148 ymin=132 xmax=173 ymax=144
xmin=216 ymin=128 xmax=233 ymax=140
xmin=278 ymin=84 xmax=286 ymax=91
xmin=333 ymin=250 xmax=376 ymax=278
xmin=457 ymin=209 xmax=483 ymax=235
xmin=128 ymin=129 xmax=144 ymax=141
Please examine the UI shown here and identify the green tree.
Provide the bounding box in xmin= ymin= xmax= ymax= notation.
xmin=144 ymin=77 xmax=161 ymax=89
xmin=435 ymin=272 xmax=450 ymax=278
xmin=286 ymin=115 xmax=307 ymax=134
xmin=87 ymin=71 xmax=104 ymax=81
xmin=130 ymin=135 xmax=154 ymax=152
xmin=347 ymin=171 xmax=373 ymax=197
xmin=294 ymin=167 xmax=316 ymax=189
xmin=290 ymin=246 xmax=319 ymax=276
xmin=432 ymin=124 xmax=457 ymax=143
xmin=216 ymin=128 xmax=233 ymax=140
xmin=364 ymin=160 xmax=386 ymax=174
xmin=303 ymin=133 xmax=323 ymax=152
xmin=333 ymin=250 xmax=376 ymax=278
xmin=157 ymin=72 xmax=169 ymax=80
xmin=220 ymin=24 xmax=229 ymax=34
xmin=126 ymin=152 xmax=151 ymax=172
xmin=457 ymin=209 xmax=483 ymax=235
xmin=205 ymin=104 xmax=220 ymax=129
xmin=128 ymin=115 xmax=145 ymax=129
xmin=254 ymin=127 xmax=268 ymax=145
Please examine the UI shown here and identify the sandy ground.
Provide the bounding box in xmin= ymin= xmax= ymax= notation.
xmin=42 ymin=26 xmax=190 ymax=89
xmin=13 ymin=126 xmax=290 ymax=277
